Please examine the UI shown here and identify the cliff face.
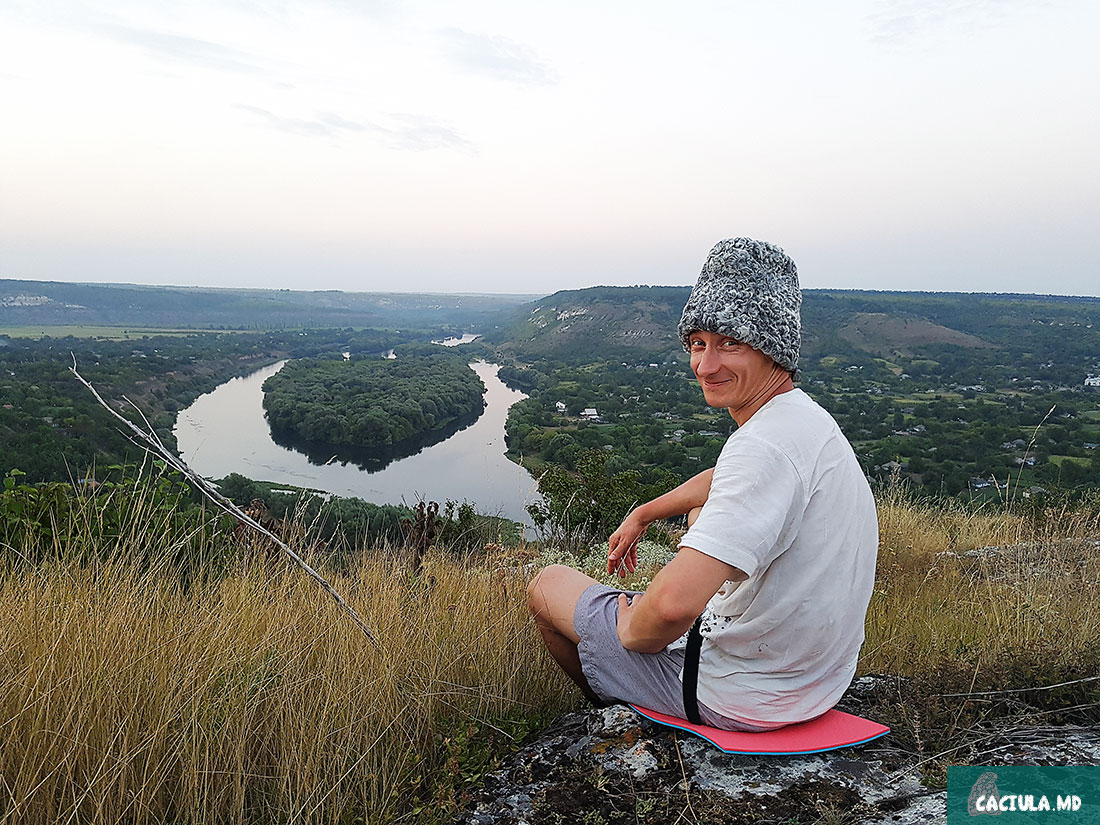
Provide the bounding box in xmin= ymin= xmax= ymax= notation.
xmin=461 ymin=676 xmax=1100 ymax=825
xmin=488 ymin=286 xmax=690 ymax=360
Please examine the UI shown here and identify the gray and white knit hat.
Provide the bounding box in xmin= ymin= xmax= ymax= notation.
xmin=677 ymin=237 xmax=802 ymax=372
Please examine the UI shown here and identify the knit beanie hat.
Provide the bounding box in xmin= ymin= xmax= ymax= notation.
xmin=677 ymin=237 xmax=802 ymax=372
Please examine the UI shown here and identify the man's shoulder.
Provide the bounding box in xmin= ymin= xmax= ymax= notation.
xmin=725 ymin=389 xmax=855 ymax=479
xmin=742 ymin=389 xmax=838 ymax=439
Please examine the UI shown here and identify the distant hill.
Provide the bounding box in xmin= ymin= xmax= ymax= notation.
xmin=0 ymin=279 xmax=537 ymax=331
xmin=836 ymin=313 xmax=993 ymax=357
xmin=487 ymin=285 xmax=1100 ymax=365
xmin=483 ymin=285 xmax=690 ymax=359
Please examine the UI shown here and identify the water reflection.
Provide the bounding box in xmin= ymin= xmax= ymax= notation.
xmin=267 ymin=405 xmax=484 ymax=471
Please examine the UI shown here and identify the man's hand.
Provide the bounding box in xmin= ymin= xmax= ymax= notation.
xmin=606 ymin=467 xmax=715 ymax=578
xmin=608 ymin=511 xmax=649 ymax=576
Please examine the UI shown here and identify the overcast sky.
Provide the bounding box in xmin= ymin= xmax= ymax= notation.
xmin=1 ymin=0 xmax=1097 ymax=296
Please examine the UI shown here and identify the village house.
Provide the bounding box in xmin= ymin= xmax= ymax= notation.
xmin=580 ymin=408 xmax=600 ymax=421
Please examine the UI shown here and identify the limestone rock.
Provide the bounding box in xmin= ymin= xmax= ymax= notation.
xmin=462 ymin=703 xmax=939 ymax=824
xmin=461 ymin=675 xmax=1100 ymax=824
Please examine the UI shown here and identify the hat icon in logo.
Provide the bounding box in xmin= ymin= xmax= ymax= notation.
xmin=969 ymin=772 xmax=1001 ymax=816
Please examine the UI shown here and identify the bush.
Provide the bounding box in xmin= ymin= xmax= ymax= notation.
xmin=526 ymin=449 xmax=677 ymax=554
xmin=0 ymin=467 xmax=228 ymax=583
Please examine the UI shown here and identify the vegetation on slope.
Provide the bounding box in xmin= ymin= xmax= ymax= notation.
xmin=496 ymin=288 xmax=1100 ymax=499
xmin=0 ymin=473 xmax=570 ymax=825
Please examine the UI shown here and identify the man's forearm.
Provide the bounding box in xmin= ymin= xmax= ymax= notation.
xmin=616 ymin=547 xmax=737 ymax=653
xmin=608 ymin=468 xmax=715 ymax=575
xmin=633 ymin=468 xmax=713 ymax=523
xmin=616 ymin=593 xmax=696 ymax=653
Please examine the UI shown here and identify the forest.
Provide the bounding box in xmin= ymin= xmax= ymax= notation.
xmin=261 ymin=347 xmax=487 ymax=450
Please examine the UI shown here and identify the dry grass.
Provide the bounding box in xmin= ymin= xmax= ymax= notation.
xmin=0 ymin=530 xmax=572 ymax=824
xmin=2 ymin=485 xmax=1099 ymax=822
xmin=866 ymin=487 xmax=1100 ymax=678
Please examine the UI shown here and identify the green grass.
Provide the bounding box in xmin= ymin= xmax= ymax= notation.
xmin=1048 ymin=454 xmax=1092 ymax=467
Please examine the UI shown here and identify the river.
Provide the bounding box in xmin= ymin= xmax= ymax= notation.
xmin=173 ymin=359 xmax=541 ymax=525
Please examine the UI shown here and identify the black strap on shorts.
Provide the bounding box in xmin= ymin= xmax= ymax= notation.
xmin=682 ymin=615 xmax=704 ymax=725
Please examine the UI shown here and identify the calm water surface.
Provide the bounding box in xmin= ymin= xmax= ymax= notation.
xmin=174 ymin=360 xmax=540 ymax=524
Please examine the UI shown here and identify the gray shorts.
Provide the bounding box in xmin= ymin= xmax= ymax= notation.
xmin=573 ymin=583 xmax=772 ymax=732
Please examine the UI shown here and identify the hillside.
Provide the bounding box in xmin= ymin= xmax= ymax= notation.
xmin=489 ymin=285 xmax=1100 ymax=366
xmin=836 ymin=312 xmax=993 ymax=357
xmin=2 ymin=472 xmax=1098 ymax=823
xmin=493 ymin=286 xmax=1100 ymax=497
xmin=484 ymin=286 xmax=690 ymax=359
xmin=0 ymin=278 xmax=536 ymax=331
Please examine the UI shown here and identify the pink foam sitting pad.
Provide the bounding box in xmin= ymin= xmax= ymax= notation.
xmin=629 ymin=705 xmax=889 ymax=755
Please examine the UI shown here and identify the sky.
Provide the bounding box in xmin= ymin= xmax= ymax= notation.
xmin=1 ymin=0 xmax=1098 ymax=297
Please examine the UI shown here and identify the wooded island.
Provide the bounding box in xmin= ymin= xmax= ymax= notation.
xmin=261 ymin=351 xmax=486 ymax=449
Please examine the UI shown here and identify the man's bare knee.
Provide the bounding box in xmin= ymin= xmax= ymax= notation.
xmin=526 ymin=564 xmax=589 ymax=639
xmin=526 ymin=564 xmax=562 ymax=621
xmin=526 ymin=568 xmax=545 ymax=617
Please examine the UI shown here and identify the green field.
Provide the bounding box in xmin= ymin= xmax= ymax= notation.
xmin=1048 ymin=454 xmax=1092 ymax=467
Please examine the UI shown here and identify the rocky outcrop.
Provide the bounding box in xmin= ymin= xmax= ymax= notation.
xmin=462 ymin=677 xmax=1100 ymax=824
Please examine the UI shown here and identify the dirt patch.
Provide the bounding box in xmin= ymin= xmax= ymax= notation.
xmin=838 ymin=313 xmax=994 ymax=357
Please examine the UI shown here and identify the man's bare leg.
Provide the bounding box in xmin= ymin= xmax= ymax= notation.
xmin=529 ymin=512 xmax=702 ymax=705
xmin=526 ymin=564 xmax=607 ymax=705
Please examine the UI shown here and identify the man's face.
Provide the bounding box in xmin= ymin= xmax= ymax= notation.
xmin=688 ymin=329 xmax=780 ymax=416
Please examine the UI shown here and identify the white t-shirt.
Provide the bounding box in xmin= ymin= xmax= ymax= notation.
xmin=677 ymin=388 xmax=878 ymax=726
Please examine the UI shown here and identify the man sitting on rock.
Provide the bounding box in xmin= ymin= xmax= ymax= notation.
xmin=527 ymin=237 xmax=878 ymax=731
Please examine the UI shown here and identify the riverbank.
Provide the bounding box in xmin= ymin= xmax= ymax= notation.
xmin=174 ymin=359 xmax=540 ymax=525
